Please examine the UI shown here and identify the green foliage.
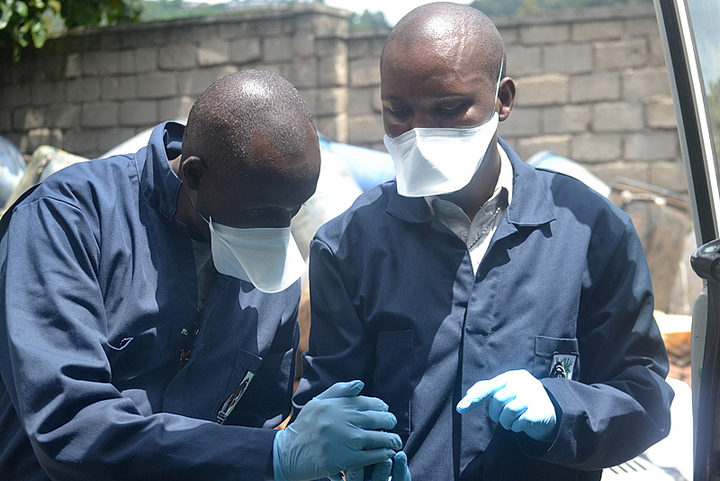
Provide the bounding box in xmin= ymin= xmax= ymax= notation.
xmin=0 ymin=0 xmax=142 ymax=61
xmin=469 ymin=0 xmax=652 ymax=16
xmin=349 ymin=9 xmax=389 ymax=30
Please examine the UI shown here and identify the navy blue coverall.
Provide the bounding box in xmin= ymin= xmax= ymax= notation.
xmin=294 ymin=139 xmax=673 ymax=480
xmin=0 ymin=122 xmax=298 ymax=480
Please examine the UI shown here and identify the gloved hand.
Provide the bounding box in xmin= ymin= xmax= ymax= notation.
xmin=273 ymin=380 xmax=402 ymax=481
xmin=456 ymin=369 xmax=557 ymax=441
xmin=341 ymin=451 xmax=411 ymax=481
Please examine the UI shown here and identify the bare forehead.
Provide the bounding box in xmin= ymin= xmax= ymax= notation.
xmin=382 ymin=4 xmax=504 ymax=78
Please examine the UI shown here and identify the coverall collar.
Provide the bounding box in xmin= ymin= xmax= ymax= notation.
xmin=138 ymin=121 xmax=185 ymax=221
xmin=386 ymin=137 xmax=556 ymax=229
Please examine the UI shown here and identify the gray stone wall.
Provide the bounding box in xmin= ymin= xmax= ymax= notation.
xmin=0 ymin=3 xmax=683 ymax=192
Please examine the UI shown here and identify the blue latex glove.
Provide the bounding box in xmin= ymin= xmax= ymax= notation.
xmin=273 ymin=381 xmax=402 ymax=481
xmin=341 ymin=451 xmax=411 ymax=481
xmin=456 ymin=369 xmax=557 ymax=441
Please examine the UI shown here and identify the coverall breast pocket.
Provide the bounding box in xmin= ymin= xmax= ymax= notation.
xmin=532 ymin=336 xmax=580 ymax=380
xmin=215 ymin=348 xmax=262 ymax=424
xmin=373 ymin=329 xmax=413 ymax=437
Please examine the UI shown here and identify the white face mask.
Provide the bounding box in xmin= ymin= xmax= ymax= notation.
xmin=186 ymin=189 xmax=305 ymax=294
xmin=384 ymin=59 xmax=504 ymax=198
xmin=209 ymin=220 xmax=306 ymax=294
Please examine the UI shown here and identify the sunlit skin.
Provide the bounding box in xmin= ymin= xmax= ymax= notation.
xmin=169 ymin=122 xmax=321 ymax=242
xmin=381 ymin=27 xmax=516 ymax=219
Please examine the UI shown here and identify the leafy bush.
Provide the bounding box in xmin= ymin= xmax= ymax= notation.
xmin=0 ymin=0 xmax=142 ymax=61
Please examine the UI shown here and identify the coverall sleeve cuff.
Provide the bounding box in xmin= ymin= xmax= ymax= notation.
xmin=516 ymin=380 xmax=564 ymax=458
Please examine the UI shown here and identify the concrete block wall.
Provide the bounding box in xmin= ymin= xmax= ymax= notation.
xmin=0 ymin=4 xmax=350 ymax=159
xmin=0 ymin=3 xmax=683 ymax=193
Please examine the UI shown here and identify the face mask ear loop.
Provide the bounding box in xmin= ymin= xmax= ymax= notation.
xmin=182 ymin=183 xmax=211 ymax=226
xmin=494 ymin=57 xmax=505 ymax=106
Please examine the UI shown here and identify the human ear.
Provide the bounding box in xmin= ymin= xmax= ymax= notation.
xmin=181 ymin=156 xmax=205 ymax=192
xmin=497 ymin=78 xmax=516 ymax=122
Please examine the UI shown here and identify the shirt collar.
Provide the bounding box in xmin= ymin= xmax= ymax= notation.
xmin=424 ymin=141 xmax=513 ymax=221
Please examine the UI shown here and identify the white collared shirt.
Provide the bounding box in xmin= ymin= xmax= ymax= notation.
xmin=425 ymin=143 xmax=514 ymax=274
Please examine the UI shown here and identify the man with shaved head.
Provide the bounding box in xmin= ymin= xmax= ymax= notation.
xmin=296 ymin=3 xmax=673 ymax=480
xmin=0 ymin=70 xmax=403 ymax=480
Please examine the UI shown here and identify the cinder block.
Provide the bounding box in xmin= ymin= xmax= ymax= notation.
xmin=217 ymin=21 xmax=250 ymax=39
xmin=288 ymin=58 xmax=318 ymax=89
xmin=48 ymin=105 xmax=81 ymax=129
xmin=263 ymin=37 xmax=294 ymax=63
xmin=135 ymin=48 xmax=158 ymax=73
xmin=649 ymin=37 xmax=667 ymax=68
xmin=178 ymin=66 xmax=238 ymax=96
xmin=623 ymin=68 xmax=671 ymax=100
xmin=159 ymin=44 xmax=196 ymax=70
xmin=649 ymin=160 xmax=687 ymax=193
xmin=349 ymin=87 xmax=375 ymax=117
xmin=318 ymin=88 xmax=348 ymax=116
xmin=519 ymin=24 xmax=570 ymax=45
xmin=13 ymin=107 xmax=46 ymax=130
xmin=571 ymin=133 xmax=622 ymax=162
xmin=82 ymin=102 xmax=120 ymax=128
xmin=63 ymin=129 xmax=98 ymax=157
xmin=348 ymin=114 xmax=384 ymax=144
xmin=572 ymin=20 xmax=624 ymax=42
xmin=570 ymin=72 xmax=621 ymax=103
xmin=198 ymin=39 xmax=231 ymax=67
xmin=646 ymin=98 xmax=677 ymax=129
xmin=231 ymin=38 xmax=262 ymax=65
xmin=515 ymin=135 xmax=572 ymax=160
xmin=293 ymin=32 xmax=315 ymax=58
xmin=32 ymin=81 xmax=66 ymax=105
xmin=297 ymin=88 xmax=318 ymax=114
xmin=102 ymin=76 xmax=137 ymax=101
xmin=313 ymin=15 xmax=348 ymax=37
xmin=506 ymin=46 xmax=542 ymax=76
xmin=97 ymin=127 xmax=137 ymax=153
xmin=498 ymin=107 xmax=541 ymax=137
xmin=593 ymin=102 xmax=644 ymax=133
xmin=348 ymin=38 xmax=370 ymax=59
xmin=0 ymin=84 xmax=30 ymax=108
xmin=83 ymin=51 xmax=120 ymax=76
xmin=544 ymin=43 xmax=593 ymax=74
xmin=319 ymin=56 xmax=348 ymax=88
xmin=120 ymin=100 xmax=159 ymax=127
xmin=591 ymin=161 xmax=649 ymax=186
xmin=160 ymin=97 xmax=194 ymax=122
xmin=595 ymin=39 xmax=648 ymax=70
xmin=12 ymin=57 xmax=45 ymax=83
xmin=137 ymin=73 xmax=178 ymax=99
xmin=625 ymin=131 xmax=679 ymax=161
xmin=316 ymin=113 xmax=348 ymax=143
xmin=67 ymin=78 xmax=101 ymax=102
xmin=370 ymin=38 xmax=386 ymax=57
xmin=119 ymin=50 xmax=135 ymax=75
xmin=372 ymin=86 xmax=382 ymax=113
xmin=350 ymin=57 xmax=380 ymax=88
xmin=0 ymin=110 xmax=10 ymax=132
xmin=624 ymin=17 xmax=661 ymax=38
xmin=65 ymin=53 xmax=82 ymax=78
xmin=515 ymin=74 xmax=569 ymax=106
xmin=317 ymin=38 xmax=349 ymax=58
xmin=167 ymin=24 xmax=217 ymax=45
xmin=497 ymin=27 xmax=519 ymax=46
xmin=541 ymin=105 xmax=592 ymax=134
